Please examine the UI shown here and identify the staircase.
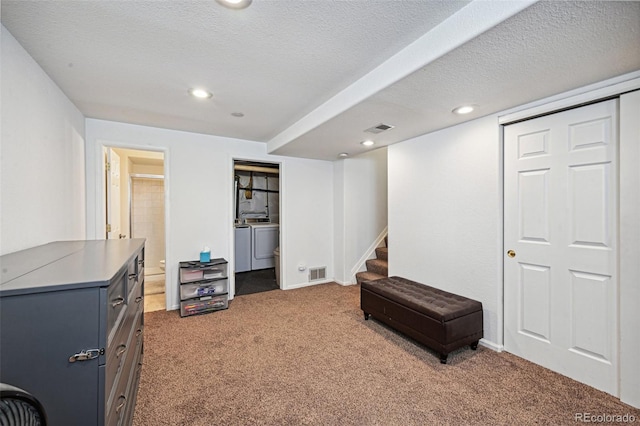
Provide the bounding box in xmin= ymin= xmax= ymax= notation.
xmin=355 ymin=237 xmax=388 ymax=285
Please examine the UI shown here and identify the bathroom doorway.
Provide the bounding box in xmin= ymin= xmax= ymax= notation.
xmin=105 ymin=147 xmax=166 ymax=312
xmin=131 ymin=175 xmax=165 ymax=311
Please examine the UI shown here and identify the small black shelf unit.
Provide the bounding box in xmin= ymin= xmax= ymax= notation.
xmin=179 ymin=258 xmax=229 ymax=317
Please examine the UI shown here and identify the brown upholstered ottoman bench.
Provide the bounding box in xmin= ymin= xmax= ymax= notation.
xmin=361 ymin=276 xmax=483 ymax=364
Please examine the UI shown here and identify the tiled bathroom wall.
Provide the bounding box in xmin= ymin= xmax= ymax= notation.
xmin=131 ymin=177 xmax=165 ymax=275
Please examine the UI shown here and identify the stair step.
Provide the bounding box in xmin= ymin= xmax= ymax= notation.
xmin=375 ymin=247 xmax=388 ymax=261
xmin=356 ymin=271 xmax=386 ymax=286
xmin=366 ymin=258 xmax=388 ymax=277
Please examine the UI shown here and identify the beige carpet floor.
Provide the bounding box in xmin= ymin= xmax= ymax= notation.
xmin=133 ymin=283 xmax=639 ymax=425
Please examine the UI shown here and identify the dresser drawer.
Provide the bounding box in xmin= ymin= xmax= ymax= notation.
xmin=136 ymin=248 xmax=145 ymax=278
xmin=106 ymin=328 xmax=143 ymax=426
xmin=129 ymin=279 xmax=144 ymax=316
xmin=126 ymin=264 xmax=139 ymax=297
xmin=180 ymin=279 xmax=228 ymax=300
xmin=107 ymin=279 xmax=142 ymax=346
xmin=121 ymin=346 xmax=144 ymax=426
xmin=107 ymin=272 xmax=128 ymax=336
xmin=106 ymin=307 xmax=143 ymax=425
xmin=105 ymin=320 xmax=132 ymax=401
xmin=105 ymin=287 xmax=143 ymax=404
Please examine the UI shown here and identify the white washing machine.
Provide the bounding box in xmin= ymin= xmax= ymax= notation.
xmin=234 ymin=225 xmax=251 ymax=273
xmin=250 ymin=223 xmax=279 ymax=270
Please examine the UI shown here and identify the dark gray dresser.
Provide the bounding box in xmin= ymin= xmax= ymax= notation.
xmin=0 ymin=239 xmax=145 ymax=426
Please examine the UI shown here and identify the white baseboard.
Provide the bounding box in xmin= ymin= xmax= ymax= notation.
xmin=284 ymin=279 xmax=331 ymax=290
xmin=335 ymin=280 xmax=357 ymax=286
xmin=479 ymin=338 xmax=503 ymax=352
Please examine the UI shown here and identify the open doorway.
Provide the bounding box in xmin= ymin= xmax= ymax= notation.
xmin=105 ymin=147 xmax=166 ymax=312
xmin=233 ymin=160 xmax=281 ymax=296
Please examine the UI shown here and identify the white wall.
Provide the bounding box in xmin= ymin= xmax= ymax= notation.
xmin=85 ymin=119 xmax=334 ymax=309
xmin=282 ymin=158 xmax=334 ymax=287
xmin=389 ymin=80 xmax=640 ymax=407
xmin=333 ymin=160 xmax=346 ymax=283
xmin=334 ymin=148 xmax=388 ymax=284
xmin=389 ymin=117 xmax=501 ymax=343
xmin=0 ymin=26 xmax=86 ymax=255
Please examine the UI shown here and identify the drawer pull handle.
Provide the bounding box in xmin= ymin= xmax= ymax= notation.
xmin=115 ymin=395 xmax=126 ymax=413
xmin=116 ymin=344 xmax=127 ymax=358
xmin=138 ymin=260 xmax=144 ymax=266
xmin=135 ymin=327 xmax=144 ymax=337
xmin=128 ymin=273 xmax=138 ymax=281
xmin=135 ymin=296 xmax=144 ymax=304
xmin=68 ymin=348 xmax=104 ymax=363
xmin=111 ymin=297 xmax=125 ymax=307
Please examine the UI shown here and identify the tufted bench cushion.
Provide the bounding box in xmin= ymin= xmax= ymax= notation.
xmin=361 ymin=276 xmax=483 ymax=363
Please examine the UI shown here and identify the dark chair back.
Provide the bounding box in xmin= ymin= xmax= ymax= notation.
xmin=0 ymin=383 xmax=47 ymax=426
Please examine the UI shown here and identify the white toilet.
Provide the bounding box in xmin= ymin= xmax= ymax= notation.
xmin=159 ymin=260 xmax=165 ymax=271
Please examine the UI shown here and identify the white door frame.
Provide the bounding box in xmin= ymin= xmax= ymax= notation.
xmin=499 ymin=74 xmax=640 ymax=407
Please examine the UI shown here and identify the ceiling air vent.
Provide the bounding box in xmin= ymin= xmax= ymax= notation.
xmin=364 ymin=123 xmax=395 ymax=134
xmin=309 ymin=267 xmax=327 ymax=282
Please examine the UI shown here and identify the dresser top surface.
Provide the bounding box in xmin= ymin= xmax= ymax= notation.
xmin=0 ymin=239 xmax=145 ymax=296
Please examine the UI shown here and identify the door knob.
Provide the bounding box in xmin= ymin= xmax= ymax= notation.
xmin=507 ymin=250 xmax=516 ymax=258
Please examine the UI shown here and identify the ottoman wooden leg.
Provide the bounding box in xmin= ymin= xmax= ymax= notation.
xmin=439 ymin=353 xmax=448 ymax=364
xmin=364 ymin=312 xmax=370 ymax=320
xmin=470 ymin=341 xmax=479 ymax=350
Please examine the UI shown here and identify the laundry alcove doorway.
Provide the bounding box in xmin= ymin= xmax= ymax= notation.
xmin=232 ymin=159 xmax=281 ymax=297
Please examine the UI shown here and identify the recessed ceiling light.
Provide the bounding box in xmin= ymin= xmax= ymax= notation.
xmin=338 ymin=153 xmax=349 ymax=158
xmin=189 ymin=88 xmax=213 ymax=99
xmin=216 ymin=0 xmax=252 ymax=9
xmin=231 ymin=112 xmax=244 ymax=117
xmin=361 ymin=140 xmax=375 ymax=147
xmin=452 ymin=105 xmax=475 ymax=115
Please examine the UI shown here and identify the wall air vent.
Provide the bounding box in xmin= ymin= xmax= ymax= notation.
xmin=309 ymin=267 xmax=327 ymax=282
xmin=364 ymin=123 xmax=395 ymax=134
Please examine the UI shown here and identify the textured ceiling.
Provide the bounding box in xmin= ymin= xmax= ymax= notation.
xmin=1 ymin=0 xmax=469 ymax=141
xmin=2 ymin=1 xmax=639 ymax=161
xmin=273 ymin=0 xmax=640 ymax=159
